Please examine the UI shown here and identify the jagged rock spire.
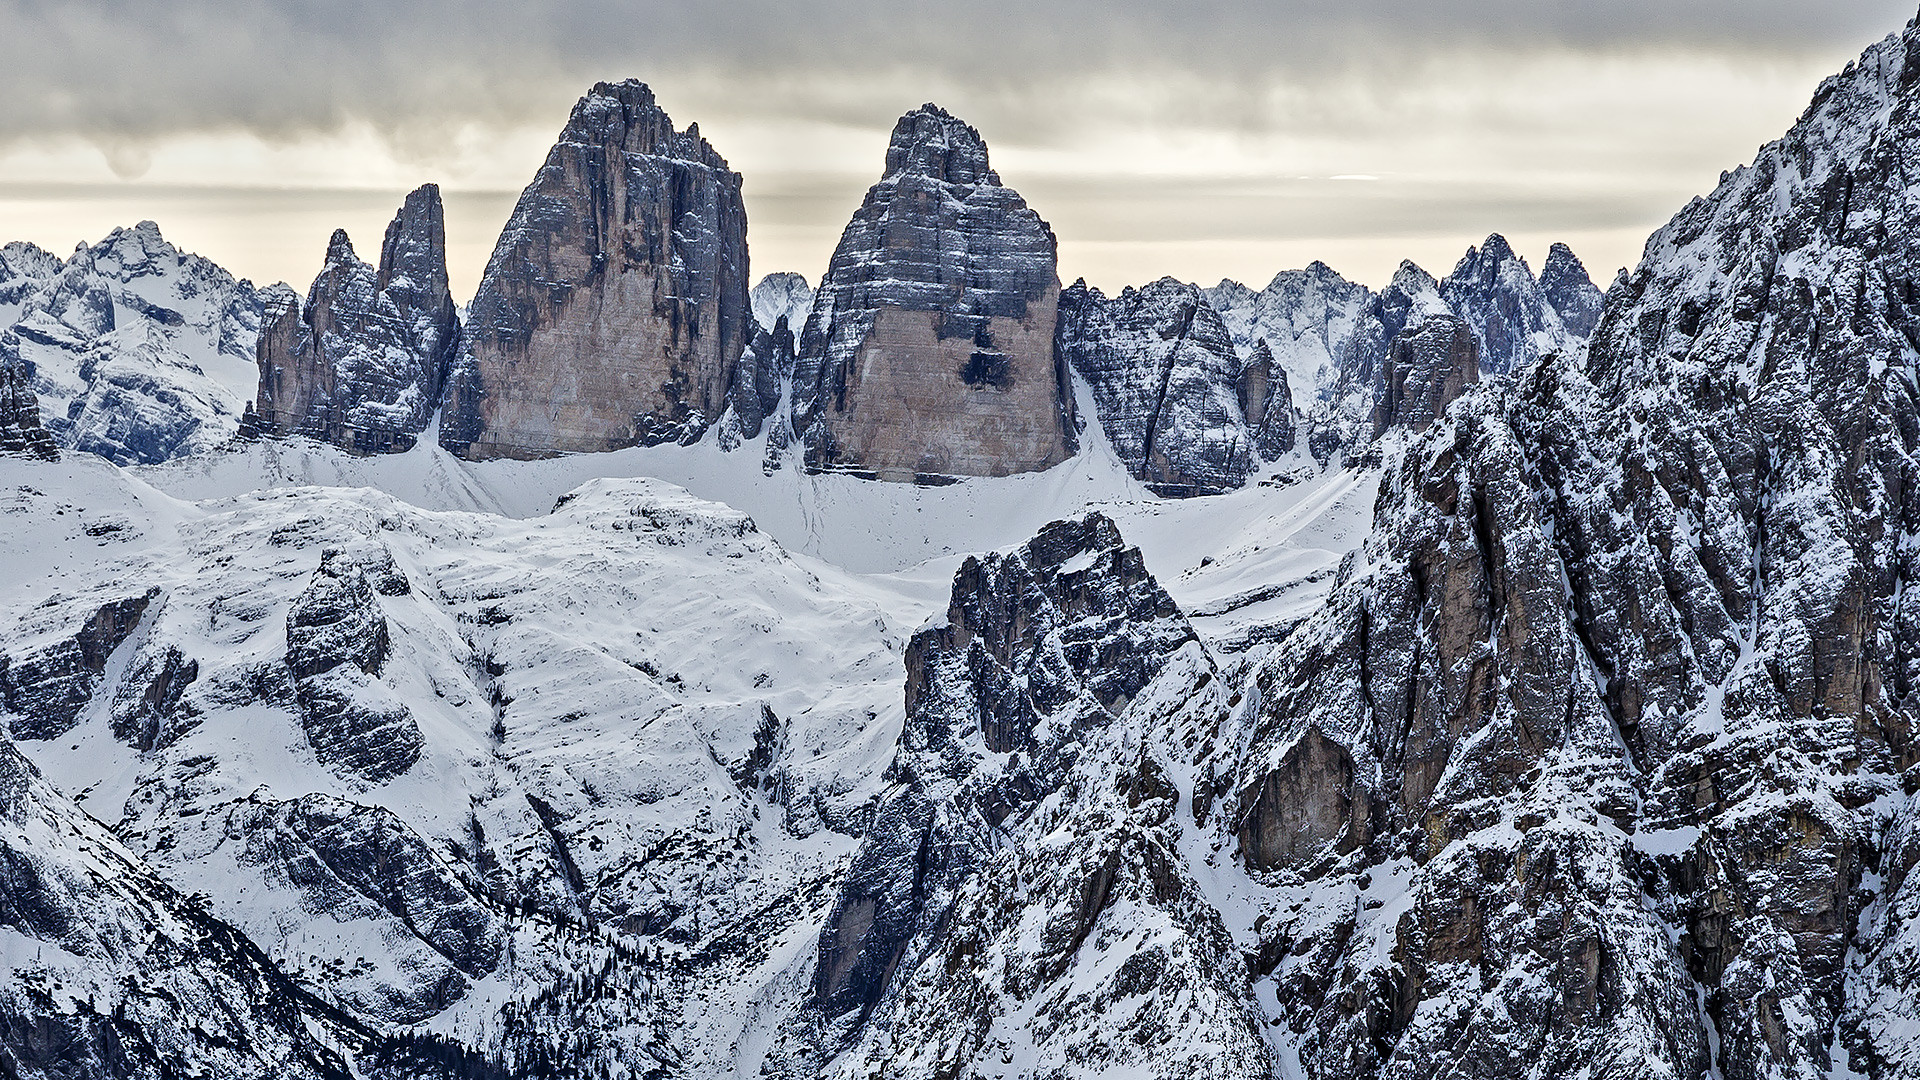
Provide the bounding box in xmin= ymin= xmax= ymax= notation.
xmin=252 ymin=183 xmax=459 ymax=455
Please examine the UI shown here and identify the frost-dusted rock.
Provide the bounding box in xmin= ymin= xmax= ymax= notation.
xmin=441 ymin=80 xmax=750 ymax=459
xmin=252 ymin=185 xmax=459 ymax=455
xmin=1310 ymin=260 xmax=1452 ymax=458
xmin=751 ymin=272 xmax=814 ymax=334
xmin=1439 ymin=233 xmax=1568 ymax=375
xmin=236 ymin=792 xmax=502 ymax=1019
xmin=776 ymin=514 xmax=1269 ymax=1077
xmin=1371 ymin=315 xmax=1479 ymax=437
xmin=1524 ymin=21 xmax=1920 ymax=1069
xmin=285 ymin=550 xmax=419 ymax=781
xmin=0 ymin=339 xmax=55 ymax=459
xmin=0 ymin=241 xmax=60 ymax=312
xmin=1059 ymin=277 xmax=1255 ymax=495
xmin=789 ymin=105 xmax=1075 ymax=481
xmin=1221 ymin=397 xmax=1700 ymax=1080
xmin=1237 ymin=337 xmax=1296 ymax=459
xmin=1207 ymin=261 xmax=1373 ymax=403
xmin=718 ymin=314 xmax=796 ymax=449
xmin=1216 ymin=16 xmax=1920 ymax=1075
xmin=109 ymin=639 xmax=200 ymax=752
xmin=2 ymin=221 xmax=263 ymax=464
xmin=0 ymin=589 xmax=158 ymax=741
xmin=0 ymin=735 xmax=363 ymax=1079
xmin=1539 ymin=241 xmax=1604 ymax=339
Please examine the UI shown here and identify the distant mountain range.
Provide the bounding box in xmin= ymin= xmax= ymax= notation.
xmin=4 ymin=7 xmax=1920 ymax=1080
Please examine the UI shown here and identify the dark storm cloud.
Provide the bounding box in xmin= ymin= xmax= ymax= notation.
xmin=1 ymin=0 xmax=1912 ymax=153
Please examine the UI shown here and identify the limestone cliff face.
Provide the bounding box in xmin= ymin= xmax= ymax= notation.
xmin=789 ymin=105 xmax=1075 ymax=482
xmin=1215 ymin=19 xmax=1920 ymax=1075
xmin=251 ymin=185 xmax=459 ymax=455
xmin=1237 ymin=338 xmax=1296 ymax=459
xmin=0 ymin=339 xmax=55 ymax=459
xmin=1370 ymin=315 xmax=1480 ymax=438
xmin=441 ymin=80 xmax=750 ymax=460
xmin=1058 ymin=277 xmax=1257 ymax=496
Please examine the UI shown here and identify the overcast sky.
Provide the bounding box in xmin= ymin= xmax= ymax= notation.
xmin=0 ymin=0 xmax=1911 ymax=296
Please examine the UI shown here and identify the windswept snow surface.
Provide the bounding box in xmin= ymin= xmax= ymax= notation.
xmin=134 ymin=426 xmax=1376 ymax=651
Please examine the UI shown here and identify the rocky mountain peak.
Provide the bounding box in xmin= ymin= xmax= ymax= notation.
xmin=788 ymin=103 xmax=1072 ymax=481
xmin=322 ymin=228 xmax=356 ymax=267
xmin=441 ymin=79 xmax=749 ymax=459
xmin=1538 ymin=240 xmax=1604 ymax=338
xmin=251 ymin=183 xmax=459 ymax=456
xmin=882 ymin=103 xmax=996 ymax=185
xmin=750 ymin=271 xmax=814 ymax=332
xmin=1439 ymin=233 xmax=1558 ymax=374
xmin=1388 ymin=258 xmax=1441 ymax=298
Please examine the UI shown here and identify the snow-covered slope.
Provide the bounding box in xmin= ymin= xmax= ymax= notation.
xmin=10 ymin=9 xmax=1920 ymax=1079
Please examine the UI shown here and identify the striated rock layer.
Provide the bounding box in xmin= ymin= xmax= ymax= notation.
xmin=441 ymin=80 xmax=750 ymax=460
xmin=251 ymin=185 xmax=460 ymax=455
xmin=0 ymin=344 xmax=54 ymax=459
xmin=1059 ymin=277 xmax=1257 ymax=496
xmin=790 ymin=105 xmax=1075 ymax=481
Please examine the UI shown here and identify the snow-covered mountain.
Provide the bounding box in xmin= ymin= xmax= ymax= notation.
xmin=8 ymin=7 xmax=1920 ymax=1079
xmin=0 ymin=221 xmax=264 ymax=465
xmin=1207 ymin=234 xmax=1605 ymax=405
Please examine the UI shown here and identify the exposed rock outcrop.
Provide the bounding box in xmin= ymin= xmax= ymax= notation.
xmin=441 ymin=80 xmax=750 ymax=459
xmin=251 ymin=185 xmax=460 ymax=455
xmin=775 ymin=514 xmax=1269 ymax=1077
xmin=1539 ymin=241 xmax=1605 ymax=339
xmin=285 ymin=550 xmax=420 ymax=781
xmin=789 ymin=105 xmax=1075 ymax=481
xmin=0 ymin=341 xmax=55 ymax=459
xmin=1370 ymin=315 xmax=1479 ymax=437
xmin=1215 ymin=16 xmax=1920 ymax=1076
xmin=1237 ymin=337 xmax=1297 ymax=459
xmin=718 ymin=315 xmax=796 ymax=448
xmin=1059 ymin=277 xmax=1256 ymax=495
xmin=234 ymin=792 xmax=502 ymax=1020
xmin=0 ymin=732 xmax=364 ymax=1080
xmin=0 ymin=589 xmax=158 ymax=741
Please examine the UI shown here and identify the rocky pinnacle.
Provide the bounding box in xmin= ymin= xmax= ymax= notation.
xmin=789 ymin=104 xmax=1076 ymax=482
xmin=251 ymin=184 xmax=460 ymax=455
xmin=439 ymin=80 xmax=750 ymax=460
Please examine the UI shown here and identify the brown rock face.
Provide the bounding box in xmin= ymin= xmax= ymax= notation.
xmin=1236 ymin=725 xmax=1367 ymax=872
xmin=441 ymin=80 xmax=750 ymax=460
xmin=791 ymin=105 xmax=1075 ymax=482
xmin=1372 ymin=314 xmax=1479 ymax=438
